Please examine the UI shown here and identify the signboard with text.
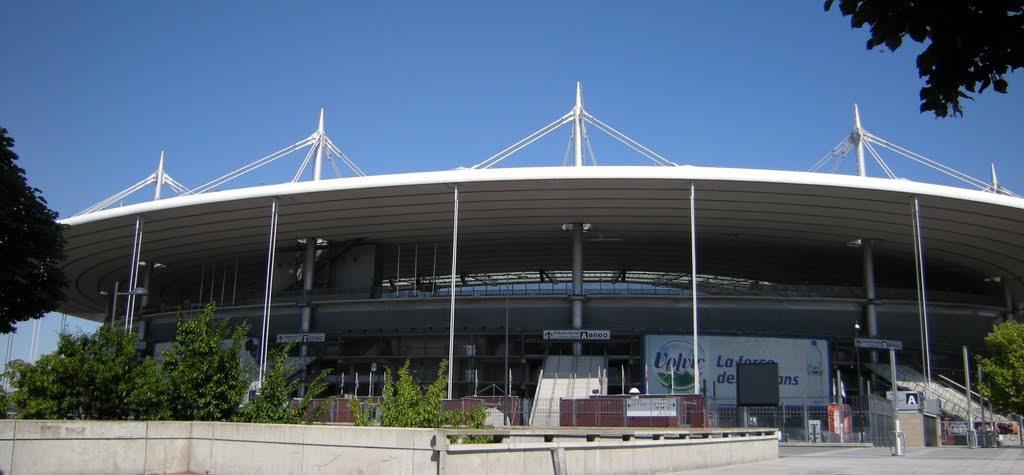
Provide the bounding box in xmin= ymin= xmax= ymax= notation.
xmin=946 ymin=421 xmax=969 ymax=436
xmin=543 ymin=329 xmax=611 ymax=341
xmin=276 ymin=333 xmax=326 ymax=343
xmin=626 ymin=398 xmax=677 ymax=417
xmin=856 ymin=338 xmax=903 ymax=350
xmin=886 ymin=390 xmax=923 ymax=411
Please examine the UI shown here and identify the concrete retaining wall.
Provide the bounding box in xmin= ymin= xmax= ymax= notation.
xmin=0 ymin=421 xmax=777 ymax=475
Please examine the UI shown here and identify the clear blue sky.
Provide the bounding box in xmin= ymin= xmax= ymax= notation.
xmin=2 ymin=1 xmax=1021 ymax=363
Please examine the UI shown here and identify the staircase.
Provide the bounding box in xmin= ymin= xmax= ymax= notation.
xmin=867 ymin=363 xmax=1011 ymax=424
xmin=529 ymin=355 xmax=606 ymax=426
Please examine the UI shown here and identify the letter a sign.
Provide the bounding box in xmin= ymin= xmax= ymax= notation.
xmin=905 ymin=392 xmax=919 ymax=406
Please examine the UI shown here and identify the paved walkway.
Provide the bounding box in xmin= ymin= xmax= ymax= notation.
xmin=675 ymin=445 xmax=1024 ymax=474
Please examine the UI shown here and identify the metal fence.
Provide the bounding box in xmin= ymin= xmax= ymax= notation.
xmin=305 ymin=394 xmax=902 ymax=447
xmin=707 ymin=396 xmax=894 ymax=445
xmin=519 ymin=395 xmax=705 ymax=428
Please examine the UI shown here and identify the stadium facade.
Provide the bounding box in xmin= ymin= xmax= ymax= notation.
xmin=57 ymin=88 xmax=1023 ymax=407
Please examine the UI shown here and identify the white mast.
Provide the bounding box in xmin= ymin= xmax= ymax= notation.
xmin=153 ymin=151 xmax=165 ymax=200
xmin=573 ymin=82 xmax=584 ymax=167
xmin=312 ymin=108 xmax=325 ymax=181
xmin=990 ymin=163 xmax=999 ymax=193
xmin=854 ymin=104 xmax=865 ymax=177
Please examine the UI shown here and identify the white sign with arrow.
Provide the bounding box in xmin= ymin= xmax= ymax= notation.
xmin=543 ymin=329 xmax=611 ymax=341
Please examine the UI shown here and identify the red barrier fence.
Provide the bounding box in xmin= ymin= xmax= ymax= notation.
xmin=298 ymin=395 xmax=700 ymax=428
xmin=559 ymin=395 xmax=706 ymax=428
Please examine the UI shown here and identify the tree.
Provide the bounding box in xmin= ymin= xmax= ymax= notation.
xmin=2 ymin=326 xmax=169 ymax=420
xmin=976 ymin=321 xmax=1024 ymax=416
xmin=350 ymin=358 xmax=490 ymax=440
xmin=161 ymin=303 xmax=251 ymax=421
xmin=376 ymin=359 xmax=453 ymax=428
xmin=234 ymin=341 xmax=333 ymax=424
xmin=825 ymin=0 xmax=1024 ymax=117
xmin=0 ymin=127 xmax=67 ymax=333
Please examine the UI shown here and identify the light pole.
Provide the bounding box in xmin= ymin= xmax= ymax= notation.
xmin=854 ymin=323 xmax=863 ymax=395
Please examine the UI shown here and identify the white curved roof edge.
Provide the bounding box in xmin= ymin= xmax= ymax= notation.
xmin=60 ymin=165 xmax=1024 ymax=227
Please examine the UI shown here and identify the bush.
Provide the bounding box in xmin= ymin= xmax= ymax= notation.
xmin=235 ymin=341 xmax=333 ymax=424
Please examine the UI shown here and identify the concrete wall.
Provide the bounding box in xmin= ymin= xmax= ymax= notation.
xmin=0 ymin=420 xmax=192 ymax=475
xmin=0 ymin=421 xmax=776 ymax=475
xmin=437 ymin=429 xmax=779 ymax=475
xmin=898 ymin=412 xmax=926 ymax=448
xmin=331 ymin=244 xmax=376 ymax=294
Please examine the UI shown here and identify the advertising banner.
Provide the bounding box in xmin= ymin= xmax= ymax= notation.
xmin=643 ymin=334 xmax=830 ymax=404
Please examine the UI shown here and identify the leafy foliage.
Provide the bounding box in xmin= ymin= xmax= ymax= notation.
xmin=235 ymin=341 xmax=334 ymax=424
xmin=976 ymin=321 xmax=1024 ymax=415
xmin=347 ymin=397 xmax=376 ymax=426
xmin=825 ymin=0 xmax=1023 ymax=117
xmin=0 ymin=127 xmax=67 ymax=333
xmin=379 ymin=359 xmax=453 ymax=428
xmin=351 ymin=358 xmax=493 ymax=441
xmin=449 ymin=404 xmax=492 ymax=445
xmin=161 ymin=303 xmax=251 ymax=421
xmin=1 ymin=303 xmax=340 ymax=426
xmin=2 ymin=326 xmax=168 ymax=420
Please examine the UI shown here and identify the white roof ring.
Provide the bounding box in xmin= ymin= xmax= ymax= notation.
xmin=59 ymin=165 xmax=1024 ymax=320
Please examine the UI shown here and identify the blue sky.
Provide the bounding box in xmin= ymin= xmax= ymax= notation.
xmin=2 ymin=2 xmax=1021 ymax=363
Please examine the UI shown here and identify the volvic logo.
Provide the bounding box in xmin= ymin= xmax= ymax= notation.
xmin=651 ymin=339 xmax=707 ymax=393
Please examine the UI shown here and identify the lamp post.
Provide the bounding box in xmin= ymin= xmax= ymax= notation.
xmin=854 ymin=323 xmax=863 ymax=396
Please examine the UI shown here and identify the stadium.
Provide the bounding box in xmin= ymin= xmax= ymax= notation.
xmin=56 ymin=86 xmax=1023 ymax=440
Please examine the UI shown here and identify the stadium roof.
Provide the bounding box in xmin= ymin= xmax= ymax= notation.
xmin=58 ymin=165 xmax=1024 ymax=320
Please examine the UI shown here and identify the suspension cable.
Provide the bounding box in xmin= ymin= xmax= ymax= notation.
xmin=187 ymin=136 xmax=316 ymax=195
xmin=584 ymin=113 xmax=676 ymax=166
xmin=863 ymin=140 xmax=897 ymax=179
xmin=472 ymin=113 xmax=573 ymax=169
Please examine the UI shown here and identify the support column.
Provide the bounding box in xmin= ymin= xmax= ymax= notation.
xmin=863 ymin=239 xmax=880 ymax=363
xmin=690 ymin=181 xmax=700 ymax=396
xmin=297 ymin=109 xmax=326 ymax=394
xmin=571 ymin=223 xmax=584 ymax=356
xmin=963 ymin=346 xmax=975 ymax=446
xmin=138 ymin=263 xmax=152 ymax=340
xmin=125 ymin=216 xmax=144 ymax=333
xmin=258 ymin=199 xmax=280 ymax=387
xmin=299 ymin=237 xmax=316 ymax=396
xmin=447 ymin=185 xmax=460 ymax=399
xmin=911 ymin=197 xmax=932 ymax=385
xmin=1003 ymin=277 xmax=1015 ymax=323
xmin=108 ymin=281 xmax=120 ymax=326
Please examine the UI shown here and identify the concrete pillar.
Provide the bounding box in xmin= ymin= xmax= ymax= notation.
xmin=1003 ymin=277 xmax=1015 ymax=323
xmin=862 ymin=239 xmax=879 ymax=363
xmin=138 ymin=264 xmax=152 ymax=341
xmin=571 ymin=224 xmax=584 ymax=356
xmin=299 ymin=237 xmax=316 ymax=396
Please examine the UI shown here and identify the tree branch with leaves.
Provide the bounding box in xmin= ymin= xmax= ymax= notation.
xmin=0 ymin=127 xmax=67 ymax=333
xmin=826 ymin=0 xmax=1023 ymax=117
